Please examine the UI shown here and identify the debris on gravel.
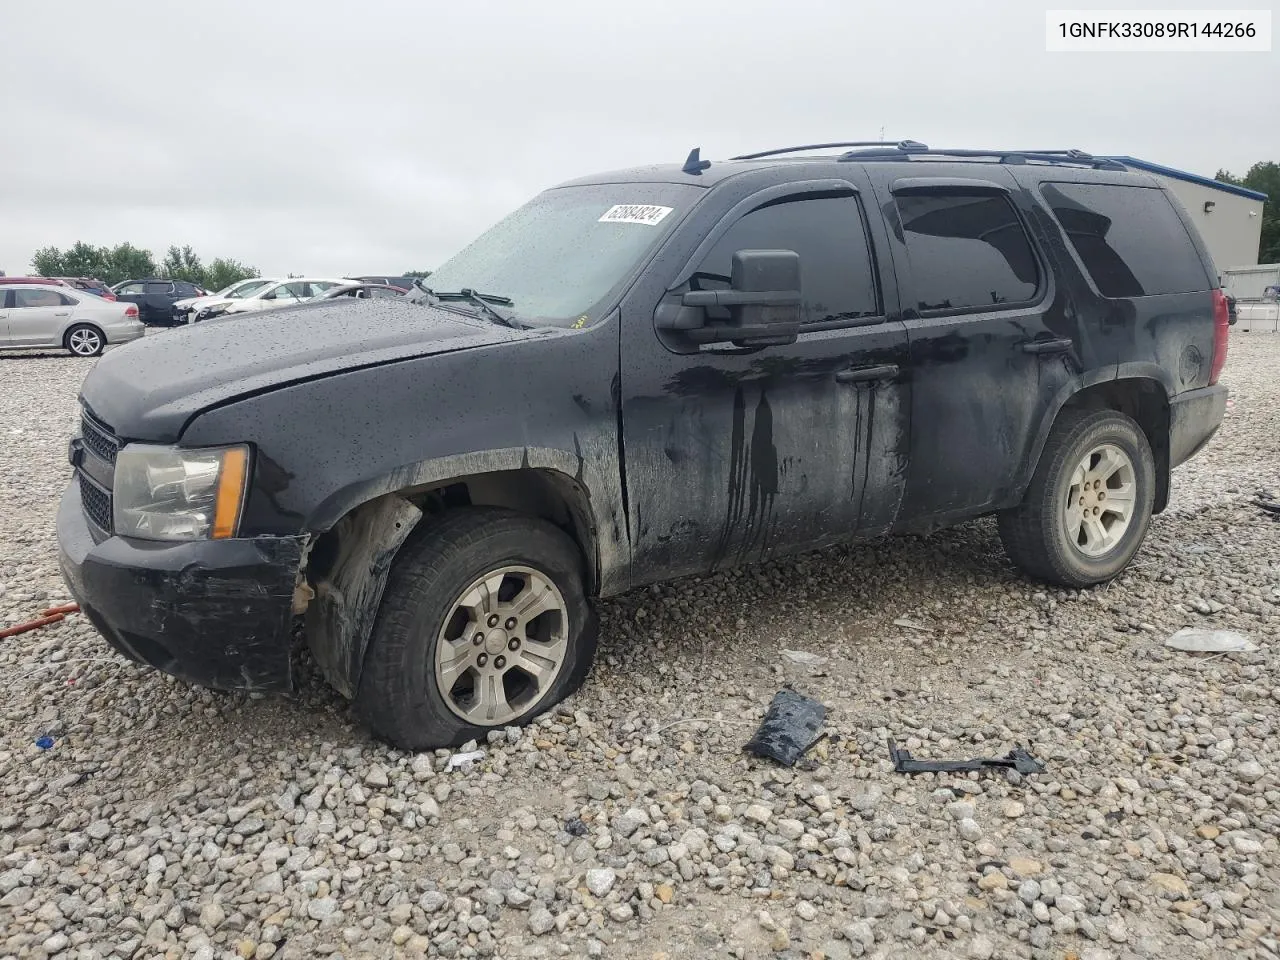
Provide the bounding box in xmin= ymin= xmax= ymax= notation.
xmin=1 ymin=334 xmax=1277 ymax=959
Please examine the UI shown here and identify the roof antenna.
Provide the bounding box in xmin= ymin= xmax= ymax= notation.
xmin=682 ymin=147 xmax=711 ymax=175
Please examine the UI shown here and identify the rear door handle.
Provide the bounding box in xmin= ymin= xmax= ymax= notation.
xmin=835 ymin=363 xmax=899 ymax=384
xmin=55 ymin=311 xmax=71 ymax=317
xmin=1021 ymin=338 xmax=1073 ymax=355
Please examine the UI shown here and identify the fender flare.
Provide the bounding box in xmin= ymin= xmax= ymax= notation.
xmin=1009 ymin=365 xmax=1173 ymax=508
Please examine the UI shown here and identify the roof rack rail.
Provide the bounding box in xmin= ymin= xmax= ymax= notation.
xmin=839 ymin=146 xmax=1127 ymax=171
xmin=731 ymin=139 xmax=928 ymax=161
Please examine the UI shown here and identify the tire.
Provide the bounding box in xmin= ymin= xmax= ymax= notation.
xmin=355 ymin=508 xmax=598 ymax=750
xmin=998 ymin=409 xmax=1155 ymax=588
xmin=65 ymin=324 xmax=105 ymax=357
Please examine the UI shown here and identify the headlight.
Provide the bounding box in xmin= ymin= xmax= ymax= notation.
xmin=113 ymin=444 xmax=250 ymax=541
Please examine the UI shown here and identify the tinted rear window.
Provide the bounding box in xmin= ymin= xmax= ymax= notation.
xmin=1040 ymin=183 xmax=1209 ymax=298
xmin=895 ymin=193 xmax=1039 ymax=312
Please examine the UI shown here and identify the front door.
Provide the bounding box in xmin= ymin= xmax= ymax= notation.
xmin=8 ymin=287 xmax=70 ymax=346
xmin=863 ymin=165 xmax=1076 ymax=525
xmin=621 ymin=178 xmax=910 ymax=587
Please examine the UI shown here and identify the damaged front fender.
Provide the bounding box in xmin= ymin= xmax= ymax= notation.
xmin=304 ymin=494 xmax=423 ymax=698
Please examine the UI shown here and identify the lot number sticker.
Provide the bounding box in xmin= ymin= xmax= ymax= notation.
xmin=598 ymin=204 xmax=673 ymax=226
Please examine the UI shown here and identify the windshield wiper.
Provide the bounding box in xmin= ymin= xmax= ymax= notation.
xmin=422 ymin=286 xmax=523 ymax=329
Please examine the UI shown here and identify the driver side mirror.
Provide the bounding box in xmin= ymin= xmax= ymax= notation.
xmin=657 ymin=249 xmax=802 ymax=348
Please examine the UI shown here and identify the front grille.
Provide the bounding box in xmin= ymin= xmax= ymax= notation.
xmin=81 ymin=412 xmax=119 ymax=464
xmin=78 ymin=472 xmax=113 ymax=534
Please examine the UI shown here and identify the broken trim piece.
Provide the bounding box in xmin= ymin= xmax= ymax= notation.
xmin=887 ymin=738 xmax=1045 ymax=776
xmin=305 ymin=494 xmax=423 ymax=697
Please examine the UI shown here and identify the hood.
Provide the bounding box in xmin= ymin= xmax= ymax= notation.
xmin=81 ymin=298 xmax=542 ymax=441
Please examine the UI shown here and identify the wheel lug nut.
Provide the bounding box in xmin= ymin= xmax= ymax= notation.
xmin=504 ymin=617 xmax=517 ymax=630
xmin=1092 ymin=507 xmax=1100 ymax=515
xmin=473 ymin=633 xmax=484 ymax=645
xmin=508 ymin=638 xmax=520 ymax=651
xmin=495 ymin=656 xmax=506 ymax=669
xmin=477 ymin=654 xmax=488 ymax=667
xmin=487 ymin=614 xmax=500 ymax=628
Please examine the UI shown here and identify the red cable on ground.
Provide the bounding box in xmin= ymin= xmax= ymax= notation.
xmin=0 ymin=603 xmax=80 ymax=640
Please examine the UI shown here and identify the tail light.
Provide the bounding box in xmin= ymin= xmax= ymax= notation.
xmin=124 ymin=305 xmax=139 ymax=318
xmin=1209 ymin=289 xmax=1229 ymax=386
xmin=102 ymin=293 xmax=116 ymax=301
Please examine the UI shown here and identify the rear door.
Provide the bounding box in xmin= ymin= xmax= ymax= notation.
xmin=142 ymin=281 xmax=176 ymax=324
xmin=863 ymin=165 xmax=1076 ymax=526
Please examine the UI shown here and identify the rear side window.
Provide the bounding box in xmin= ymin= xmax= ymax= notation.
xmin=690 ymin=192 xmax=879 ymax=324
xmin=1040 ymin=183 xmax=1209 ymax=298
xmin=895 ymin=192 xmax=1039 ymax=312
xmin=144 ymin=281 xmax=173 ymax=294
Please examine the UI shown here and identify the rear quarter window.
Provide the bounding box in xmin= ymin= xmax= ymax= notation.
xmin=1039 ymin=182 xmax=1209 ymax=298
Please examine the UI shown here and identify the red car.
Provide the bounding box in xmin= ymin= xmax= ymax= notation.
xmin=54 ymin=277 xmax=117 ymax=301
xmin=0 ymin=276 xmax=71 ymax=287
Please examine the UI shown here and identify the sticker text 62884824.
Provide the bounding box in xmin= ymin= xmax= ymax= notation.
xmin=598 ymin=204 xmax=674 ymax=226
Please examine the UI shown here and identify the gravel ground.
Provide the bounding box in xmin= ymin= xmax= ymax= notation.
xmin=1 ymin=333 xmax=1277 ymax=960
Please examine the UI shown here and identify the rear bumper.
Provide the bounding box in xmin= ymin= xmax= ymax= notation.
xmin=106 ymin=322 xmax=145 ymax=345
xmin=57 ymin=481 xmax=306 ymax=692
xmin=1169 ymin=384 xmax=1227 ymax=468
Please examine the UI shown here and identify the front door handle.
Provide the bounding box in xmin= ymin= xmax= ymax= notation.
xmin=1021 ymin=338 xmax=1073 ymax=355
xmin=835 ymin=363 xmax=899 ymax=384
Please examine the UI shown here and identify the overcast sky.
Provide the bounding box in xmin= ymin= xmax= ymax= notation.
xmin=1 ymin=0 xmax=1275 ymax=278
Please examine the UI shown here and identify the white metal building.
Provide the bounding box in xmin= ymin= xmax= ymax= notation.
xmin=1105 ymin=157 xmax=1268 ymax=272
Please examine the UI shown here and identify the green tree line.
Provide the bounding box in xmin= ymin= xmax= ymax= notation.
xmin=1215 ymin=161 xmax=1279 ymax=263
xmin=30 ymin=241 xmax=433 ymax=291
xmin=31 ymin=242 xmax=258 ymax=291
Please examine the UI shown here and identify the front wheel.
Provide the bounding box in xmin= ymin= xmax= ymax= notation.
xmin=998 ymin=409 xmax=1155 ymax=588
xmin=354 ymin=508 xmax=598 ymax=750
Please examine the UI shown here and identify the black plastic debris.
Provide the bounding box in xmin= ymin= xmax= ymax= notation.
xmin=887 ymin=738 xmax=1045 ymax=776
xmin=564 ymin=817 xmax=588 ymax=838
xmin=1252 ymin=491 xmax=1280 ymax=516
xmin=744 ymin=690 xmax=827 ymax=766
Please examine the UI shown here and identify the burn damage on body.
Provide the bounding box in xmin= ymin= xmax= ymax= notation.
xmin=305 ymin=495 xmax=422 ymax=698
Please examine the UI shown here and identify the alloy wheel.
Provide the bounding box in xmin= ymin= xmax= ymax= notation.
xmin=1062 ymin=443 xmax=1137 ymax=558
xmin=434 ymin=565 xmax=569 ymax=725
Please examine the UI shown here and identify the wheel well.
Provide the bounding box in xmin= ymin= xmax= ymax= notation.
xmin=1059 ymin=378 xmax=1171 ymax=513
xmin=308 ymin=468 xmax=600 ymax=596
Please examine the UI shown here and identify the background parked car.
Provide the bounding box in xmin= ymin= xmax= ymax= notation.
xmin=0 ymin=283 xmax=143 ymax=356
xmin=54 ymin=277 xmax=116 ymax=300
xmin=112 ymin=278 xmax=207 ymax=326
xmin=174 ymin=277 xmax=272 ymax=322
xmin=0 ymin=276 xmax=72 ymax=288
xmin=318 ymin=282 xmax=407 ymax=300
xmin=350 ymin=275 xmax=419 ymax=289
xmin=194 ymin=279 xmax=349 ymax=320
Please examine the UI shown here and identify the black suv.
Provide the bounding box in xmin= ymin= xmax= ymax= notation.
xmin=112 ymin=278 xmax=206 ymax=326
xmin=58 ymin=142 xmax=1228 ymax=750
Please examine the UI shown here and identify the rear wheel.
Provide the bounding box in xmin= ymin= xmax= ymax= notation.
xmin=355 ymin=508 xmax=597 ymax=750
xmin=65 ymin=324 xmax=105 ymax=357
xmin=998 ymin=409 xmax=1155 ymax=588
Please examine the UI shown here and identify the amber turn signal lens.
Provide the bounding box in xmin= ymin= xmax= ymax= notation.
xmin=211 ymin=446 xmax=249 ymax=539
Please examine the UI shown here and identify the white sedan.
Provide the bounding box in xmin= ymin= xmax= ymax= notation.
xmin=192 ymin=279 xmax=350 ymax=321
xmin=0 ymin=283 xmax=145 ymax=356
xmin=174 ymin=277 xmax=275 ymax=321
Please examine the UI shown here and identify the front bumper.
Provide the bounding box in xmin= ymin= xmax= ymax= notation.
xmin=1169 ymin=383 xmax=1228 ymax=468
xmin=57 ymin=481 xmax=306 ymax=692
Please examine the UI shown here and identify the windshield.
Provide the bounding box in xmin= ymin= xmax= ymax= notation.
xmin=418 ymin=182 xmax=701 ymax=327
xmin=218 ymin=279 xmax=269 ymax=299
